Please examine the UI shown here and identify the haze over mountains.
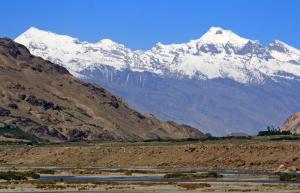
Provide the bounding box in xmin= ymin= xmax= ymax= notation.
xmin=0 ymin=38 xmax=203 ymax=142
xmin=15 ymin=27 xmax=300 ymax=135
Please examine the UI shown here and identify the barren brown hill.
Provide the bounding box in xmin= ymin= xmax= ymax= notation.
xmin=281 ymin=111 xmax=300 ymax=134
xmin=0 ymin=38 xmax=204 ymax=142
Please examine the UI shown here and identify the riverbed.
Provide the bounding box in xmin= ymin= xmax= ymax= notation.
xmin=1 ymin=167 xmax=300 ymax=193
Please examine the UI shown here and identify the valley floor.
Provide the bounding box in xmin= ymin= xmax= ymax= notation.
xmin=0 ymin=181 xmax=300 ymax=193
xmin=0 ymin=166 xmax=299 ymax=193
xmin=0 ymin=139 xmax=300 ymax=192
xmin=0 ymin=138 xmax=300 ymax=170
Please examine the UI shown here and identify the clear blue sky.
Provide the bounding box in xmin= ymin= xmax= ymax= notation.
xmin=1 ymin=0 xmax=299 ymax=50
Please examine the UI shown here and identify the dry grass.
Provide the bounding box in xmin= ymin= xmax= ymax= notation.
xmin=176 ymin=183 xmax=211 ymax=190
xmin=35 ymin=184 xmax=67 ymax=190
xmin=131 ymin=182 xmax=176 ymax=186
xmin=29 ymin=180 xmax=201 ymax=191
xmin=124 ymin=170 xmax=133 ymax=176
xmin=227 ymin=188 xmax=259 ymax=192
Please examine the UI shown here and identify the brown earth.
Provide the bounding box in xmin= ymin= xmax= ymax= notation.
xmin=0 ymin=141 xmax=299 ymax=170
xmin=0 ymin=38 xmax=203 ymax=142
xmin=1 ymin=180 xmax=300 ymax=193
xmin=281 ymin=111 xmax=300 ymax=134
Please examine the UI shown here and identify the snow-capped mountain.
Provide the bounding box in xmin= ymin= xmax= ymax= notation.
xmin=16 ymin=27 xmax=300 ymax=84
xmin=15 ymin=27 xmax=300 ymax=135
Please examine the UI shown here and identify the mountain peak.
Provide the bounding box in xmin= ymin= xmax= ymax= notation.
xmin=269 ymin=40 xmax=300 ymax=54
xmin=14 ymin=27 xmax=300 ymax=84
xmin=198 ymin=27 xmax=250 ymax=47
xmin=267 ymin=40 xmax=300 ymax=64
xmin=207 ymin=26 xmax=227 ymax=33
xmin=0 ymin=38 xmax=204 ymax=141
xmin=24 ymin=26 xmax=42 ymax=33
xmin=16 ymin=27 xmax=78 ymax=45
xmin=98 ymin=38 xmax=115 ymax=44
xmin=18 ymin=26 xmax=54 ymax=38
xmin=96 ymin=38 xmax=121 ymax=47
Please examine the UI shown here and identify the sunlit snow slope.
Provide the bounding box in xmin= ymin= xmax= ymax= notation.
xmin=15 ymin=27 xmax=300 ymax=135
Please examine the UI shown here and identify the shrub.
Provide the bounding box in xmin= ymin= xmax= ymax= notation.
xmin=279 ymin=172 xmax=300 ymax=181
xmin=0 ymin=124 xmax=42 ymax=143
xmin=177 ymin=183 xmax=211 ymax=190
xmin=0 ymin=171 xmax=27 ymax=181
xmin=0 ymin=171 xmax=40 ymax=181
xmin=258 ymin=126 xmax=291 ymax=136
xmin=24 ymin=171 xmax=41 ymax=179
xmin=164 ymin=172 xmax=222 ymax=179
xmin=124 ymin=170 xmax=133 ymax=176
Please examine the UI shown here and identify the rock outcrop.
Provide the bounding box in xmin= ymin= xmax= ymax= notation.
xmin=281 ymin=111 xmax=300 ymax=134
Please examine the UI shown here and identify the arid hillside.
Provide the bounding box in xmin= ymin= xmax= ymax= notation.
xmin=281 ymin=111 xmax=300 ymax=134
xmin=0 ymin=38 xmax=204 ymax=142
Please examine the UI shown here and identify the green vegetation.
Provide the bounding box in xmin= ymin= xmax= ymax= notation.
xmin=0 ymin=124 xmax=43 ymax=144
xmin=270 ymin=135 xmax=300 ymax=141
xmin=141 ymin=128 xmax=297 ymax=145
xmin=258 ymin=126 xmax=291 ymax=136
xmin=141 ymin=135 xmax=299 ymax=146
xmin=279 ymin=172 xmax=300 ymax=181
xmin=0 ymin=124 xmax=298 ymax=148
xmin=0 ymin=171 xmax=26 ymax=181
xmin=164 ymin=172 xmax=222 ymax=179
xmin=0 ymin=171 xmax=40 ymax=181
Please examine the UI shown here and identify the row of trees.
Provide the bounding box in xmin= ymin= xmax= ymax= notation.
xmin=257 ymin=126 xmax=291 ymax=136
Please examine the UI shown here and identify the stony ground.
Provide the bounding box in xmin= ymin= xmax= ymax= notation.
xmin=0 ymin=140 xmax=299 ymax=170
xmin=0 ymin=180 xmax=300 ymax=193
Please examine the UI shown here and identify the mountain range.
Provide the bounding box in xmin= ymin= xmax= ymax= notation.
xmin=0 ymin=38 xmax=203 ymax=142
xmin=15 ymin=27 xmax=300 ymax=135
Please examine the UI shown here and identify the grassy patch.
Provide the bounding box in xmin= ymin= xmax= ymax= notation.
xmin=270 ymin=136 xmax=300 ymax=141
xmin=0 ymin=124 xmax=42 ymax=143
xmin=141 ymin=134 xmax=300 ymax=145
xmin=279 ymin=172 xmax=300 ymax=181
xmin=177 ymin=183 xmax=211 ymax=190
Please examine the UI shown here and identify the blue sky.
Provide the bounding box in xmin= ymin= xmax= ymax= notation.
xmin=1 ymin=0 xmax=299 ymax=50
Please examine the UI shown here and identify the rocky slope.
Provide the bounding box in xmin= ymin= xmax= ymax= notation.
xmin=281 ymin=111 xmax=300 ymax=134
xmin=15 ymin=27 xmax=300 ymax=135
xmin=0 ymin=38 xmax=204 ymax=142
